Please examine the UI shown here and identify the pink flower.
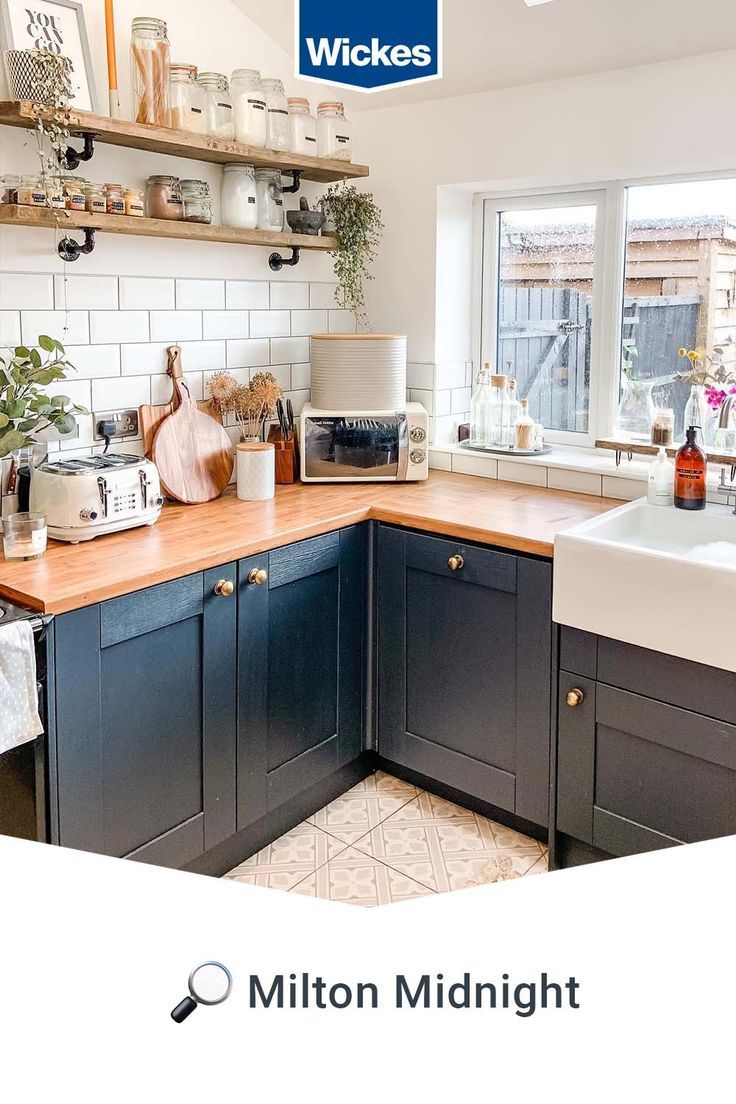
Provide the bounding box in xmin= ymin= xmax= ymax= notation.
xmin=705 ymin=386 xmax=727 ymax=410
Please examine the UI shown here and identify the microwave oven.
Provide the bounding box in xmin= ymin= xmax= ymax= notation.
xmin=300 ymin=403 xmax=429 ymax=482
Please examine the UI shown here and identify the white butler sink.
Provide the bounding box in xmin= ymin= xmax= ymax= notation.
xmin=553 ymin=498 xmax=736 ymax=672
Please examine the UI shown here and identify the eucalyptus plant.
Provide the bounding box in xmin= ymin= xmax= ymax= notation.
xmin=319 ymin=183 xmax=384 ymax=330
xmin=0 ymin=337 xmax=86 ymax=458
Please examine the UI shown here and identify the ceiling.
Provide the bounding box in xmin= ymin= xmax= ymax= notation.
xmin=233 ymin=0 xmax=736 ymax=110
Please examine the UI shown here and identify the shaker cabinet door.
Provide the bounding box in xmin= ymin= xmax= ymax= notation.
xmin=377 ymin=526 xmax=552 ymax=827
xmin=237 ymin=525 xmax=367 ymax=830
xmin=53 ymin=566 xmax=237 ymax=868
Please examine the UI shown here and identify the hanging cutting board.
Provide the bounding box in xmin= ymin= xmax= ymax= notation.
xmin=140 ymin=387 xmax=221 ymax=458
xmin=151 ymin=347 xmax=234 ymax=503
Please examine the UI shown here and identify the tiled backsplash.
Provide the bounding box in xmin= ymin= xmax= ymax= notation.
xmin=407 ymin=360 xmax=474 ymax=447
xmin=0 ymin=272 xmax=355 ymax=462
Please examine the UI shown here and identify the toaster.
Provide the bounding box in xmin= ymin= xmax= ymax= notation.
xmin=30 ymin=453 xmax=164 ymax=542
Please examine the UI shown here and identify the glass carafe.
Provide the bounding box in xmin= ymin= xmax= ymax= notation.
xmin=682 ymin=385 xmax=709 ymax=448
xmin=470 ymin=363 xmax=491 ymax=446
xmin=614 ymin=372 xmax=655 ymax=441
xmin=486 ymin=374 xmax=508 ymax=447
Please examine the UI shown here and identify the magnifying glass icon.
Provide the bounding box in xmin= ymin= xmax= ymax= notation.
xmin=171 ymin=962 xmax=233 ymax=1023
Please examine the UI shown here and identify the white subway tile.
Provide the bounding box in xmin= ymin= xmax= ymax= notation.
xmin=309 ymin=283 xmax=339 ymax=310
xmin=452 ymin=453 xmax=498 ymax=480
xmin=291 ymin=362 xmax=310 ymax=390
xmin=89 ymin=310 xmax=148 ymax=344
xmin=409 ymin=388 xmax=434 ymax=415
xmin=91 ymin=375 xmax=150 ymax=412
xmin=498 ymin=460 xmax=547 ymax=487
xmin=54 ymin=275 xmax=118 ymax=310
xmin=548 ymin=468 xmax=603 ymax=496
xmin=436 ymin=361 xmax=467 ymax=390
xmin=202 ymin=311 xmax=249 ymax=340
xmin=328 ymin=310 xmax=357 ymax=334
xmin=271 ymin=336 xmax=309 ymax=363
xmin=120 ymin=342 xmax=169 ymax=375
xmin=407 ymin=362 xmax=434 ymax=390
xmin=428 ymin=449 xmax=452 ymax=471
xmin=62 ymin=344 xmax=121 ymax=379
xmin=95 ymin=439 xmax=145 ymax=458
xmin=252 ymin=364 xmax=291 ymax=391
xmin=176 ymin=279 xmax=225 ymax=310
xmin=451 ymin=386 xmax=471 ymax=414
xmin=45 ymin=378 xmax=91 ymax=407
xmin=249 ymin=310 xmax=290 ymax=338
xmin=290 ymin=309 xmax=328 ymax=336
xmin=149 ymin=311 xmax=202 ymax=341
xmin=0 ymin=273 xmax=53 ymax=309
xmin=433 ymin=414 xmax=462 ymax=446
xmin=602 ymin=475 xmax=646 ymax=501
xmin=270 ymin=282 xmax=309 ymax=310
xmin=282 ymin=389 xmax=309 ymax=416
xmin=227 ymin=338 xmax=270 ymax=368
xmin=59 ymin=413 xmax=94 ymax=451
xmin=119 ymin=277 xmax=175 ymax=310
xmin=435 ymin=389 xmax=452 ymax=417
xmin=21 ymin=310 xmax=89 ymax=346
xmin=151 ymin=371 xmax=203 ymax=404
xmin=177 ymin=341 xmax=226 ymax=371
xmin=0 ymin=312 xmax=20 ymax=347
xmin=226 ymin=281 xmax=269 ymax=310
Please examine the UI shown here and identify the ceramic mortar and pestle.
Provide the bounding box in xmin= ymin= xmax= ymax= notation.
xmin=286 ymin=197 xmax=326 ymax=236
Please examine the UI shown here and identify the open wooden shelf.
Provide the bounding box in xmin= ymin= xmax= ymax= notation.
xmin=597 ymin=437 xmax=736 ymax=468
xmin=0 ymin=100 xmax=368 ymax=183
xmin=0 ymin=204 xmax=339 ymax=251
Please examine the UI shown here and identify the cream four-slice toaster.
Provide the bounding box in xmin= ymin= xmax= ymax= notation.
xmin=30 ymin=453 xmax=164 ymax=542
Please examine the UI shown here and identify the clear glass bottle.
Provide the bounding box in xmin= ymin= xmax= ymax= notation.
xmin=221 ymin=163 xmax=257 ymax=229
xmin=180 ymin=179 xmax=212 ymax=224
xmin=169 ymin=63 xmax=207 ymax=133
xmin=470 ymin=362 xmax=491 ymax=446
xmin=316 ymin=101 xmax=352 ymax=161
xmin=145 ymin=175 xmax=183 ymax=220
xmin=486 ymin=373 xmax=508 ymax=447
xmin=682 ymin=386 xmax=709 ymax=448
xmin=506 ymin=377 xmax=521 ymax=446
xmin=261 ymin=77 xmax=289 ymax=151
xmin=287 ymin=98 xmax=317 ymax=156
xmin=514 ymin=399 xmax=536 ymax=450
xmin=130 ymin=16 xmax=170 ymax=127
xmin=197 ymin=72 xmax=234 ymax=139
xmin=231 ymin=69 xmax=267 ymax=148
xmin=614 ymin=372 xmax=655 ymax=440
xmin=255 ymin=167 xmax=283 ymax=231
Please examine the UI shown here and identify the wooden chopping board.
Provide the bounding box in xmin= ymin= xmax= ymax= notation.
xmin=140 ymin=380 xmax=221 ymax=459
xmin=151 ymin=347 xmax=234 ymax=503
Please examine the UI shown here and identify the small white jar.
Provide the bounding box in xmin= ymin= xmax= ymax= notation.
xmin=287 ymin=97 xmax=317 ymax=156
xmin=231 ymin=68 xmax=267 ymax=147
xmin=316 ymin=101 xmax=352 ymax=161
xmin=261 ymin=77 xmax=289 ymax=151
xmin=236 ymin=441 xmax=274 ymax=501
xmin=221 ymin=162 xmax=257 ymax=229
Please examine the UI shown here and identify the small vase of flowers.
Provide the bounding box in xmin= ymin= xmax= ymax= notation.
xmin=207 ymin=371 xmax=282 ymax=441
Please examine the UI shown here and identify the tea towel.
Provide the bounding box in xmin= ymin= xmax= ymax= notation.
xmin=0 ymin=620 xmax=43 ymax=753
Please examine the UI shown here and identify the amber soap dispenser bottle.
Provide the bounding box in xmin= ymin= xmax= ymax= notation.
xmin=674 ymin=425 xmax=707 ymax=510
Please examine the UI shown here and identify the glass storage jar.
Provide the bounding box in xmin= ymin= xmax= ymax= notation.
xmin=125 ymin=186 xmax=145 ymax=217
xmin=62 ymin=176 xmax=86 ymax=210
xmin=197 ymin=72 xmax=234 ymax=139
xmin=130 ymin=16 xmax=170 ymax=127
xmin=221 ymin=162 xmax=257 ymax=229
xmin=255 ymin=167 xmax=284 ymax=232
xmin=316 ymin=101 xmax=352 ymax=161
xmin=181 ymin=179 xmax=212 ymax=223
xmin=104 ymin=183 xmax=125 ymax=215
xmin=170 ymin=63 xmax=207 ymax=133
xmin=16 ymin=175 xmax=45 ymax=206
xmin=1 ymin=174 xmax=20 ymax=203
xmin=84 ymin=182 xmax=106 ymax=214
xmin=287 ymin=98 xmax=317 ymax=156
xmin=146 ymin=175 xmax=183 ymax=220
xmin=231 ymin=68 xmax=267 ymax=147
xmin=46 ymin=180 xmax=65 ymax=209
xmin=261 ymin=77 xmax=289 ymax=151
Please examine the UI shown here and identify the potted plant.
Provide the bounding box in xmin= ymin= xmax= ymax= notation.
xmin=319 ymin=182 xmax=384 ymax=330
xmin=0 ymin=336 xmax=86 ymax=461
xmin=208 ymin=371 xmax=282 ymax=441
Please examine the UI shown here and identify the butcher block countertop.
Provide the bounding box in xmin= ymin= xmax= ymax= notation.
xmin=0 ymin=472 xmax=619 ymax=614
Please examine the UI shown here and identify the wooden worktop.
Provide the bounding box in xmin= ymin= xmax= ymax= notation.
xmin=0 ymin=472 xmax=618 ymax=614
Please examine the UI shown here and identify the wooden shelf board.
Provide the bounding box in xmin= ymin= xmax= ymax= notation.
xmin=597 ymin=437 xmax=736 ymax=468
xmin=0 ymin=100 xmax=368 ymax=183
xmin=0 ymin=204 xmax=339 ymax=251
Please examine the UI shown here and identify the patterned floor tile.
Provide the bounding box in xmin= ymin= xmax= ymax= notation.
xmin=224 ymin=822 xmax=350 ymax=892
xmin=307 ymin=772 xmax=418 ymax=845
xmin=291 ymin=847 xmax=435 ymax=908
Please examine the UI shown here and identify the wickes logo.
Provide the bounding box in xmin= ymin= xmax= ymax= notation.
xmin=296 ymin=1 xmax=442 ymax=92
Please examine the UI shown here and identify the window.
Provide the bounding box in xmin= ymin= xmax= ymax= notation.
xmin=477 ymin=174 xmax=736 ymax=446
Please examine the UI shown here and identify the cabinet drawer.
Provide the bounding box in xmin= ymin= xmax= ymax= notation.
xmin=404 ymin=531 xmax=517 ymax=593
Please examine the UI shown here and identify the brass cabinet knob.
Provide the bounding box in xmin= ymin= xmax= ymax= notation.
xmin=248 ymin=568 xmax=268 ymax=586
xmin=448 ymin=554 xmax=465 ymax=572
xmin=214 ymin=579 xmax=234 ymax=597
xmin=566 ymin=688 xmax=585 ymax=708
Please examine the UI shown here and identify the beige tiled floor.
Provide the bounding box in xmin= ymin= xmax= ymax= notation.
xmin=224 ymin=771 xmax=548 ymax=907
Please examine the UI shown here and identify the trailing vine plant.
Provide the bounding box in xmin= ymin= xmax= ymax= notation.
xmin=319 ymin=183 xmax=384 ymax=330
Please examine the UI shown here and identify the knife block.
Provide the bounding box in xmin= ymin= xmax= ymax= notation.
xmin=267 ymin=425 xmax=299 ymax=484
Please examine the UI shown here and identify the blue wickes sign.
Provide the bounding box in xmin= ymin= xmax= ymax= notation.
xmin=295 ymin=0 xmax=442 ymax=93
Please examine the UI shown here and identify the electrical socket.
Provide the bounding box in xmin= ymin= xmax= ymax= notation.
xmin=93 ymin=408 xmax=139 ymax=441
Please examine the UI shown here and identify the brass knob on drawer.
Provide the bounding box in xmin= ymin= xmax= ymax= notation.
xmin=566 ymin=688 xmax=585 ymax=708
xmin=214 ymin=579 xmax=234 ymax=597
xmin=248 ymin=568 xmax=268 ymax=586
xmin=448 ymin=554 xmax=465 ymax=571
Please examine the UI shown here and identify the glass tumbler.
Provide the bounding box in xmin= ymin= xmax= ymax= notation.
xmin=1 ymin=512 xmax=47 ymax=560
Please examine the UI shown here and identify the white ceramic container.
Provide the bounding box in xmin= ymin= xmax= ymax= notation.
xmin=309 ymin=334 xmax=407 ymax=411
xmin=236 ymin=441 xmax=274 ymax=501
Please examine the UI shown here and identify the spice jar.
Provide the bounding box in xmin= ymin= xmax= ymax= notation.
xmin=231 ymin=68 xmax=267 ymax=147
xmin=84 ymin=182 xmax=106 ymax=215
xmin=46 ymin=180 xmax=65 ymax=209
xmin=316 ymin=101 xmax=352 ymax=161
xmin=651 ymin=408 xmax=675 ymax=447
xmin=130 ymin=16 xmax=170 ymax=127
xmin=104 ymin=183 xmax=125 ymax=215
xmin=145 ymin=175 xmax=183 ymax=220
xmin=170 ymin=63 xmax=207 ymax=133
xmin=262 ymin=77 xmax=289 ymax=151
xmin=17 ymin=175 xmax=45 ymax=206
xmin=1 ymin=174 xmax=20 ymax=203
xmin=255 ymin=168 xmax=283 ymax=232
xmin=287 ymin=98 xmax=317 ymax=156
xmin=181 ymin=179 xmax=212 ymax=223
xmin=221 ymin=162 xmax=257 ymax=229
xmin=197 ymin=72 xmax=234 ymax=139
xmin=125 ymin=186 xmax=145 ymax=217
xmin=62 ymin=176 xmax=86 ymax=211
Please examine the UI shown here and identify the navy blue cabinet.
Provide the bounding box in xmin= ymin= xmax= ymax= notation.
xmin=53 ymin=566 xmax=237 ymax=867
xmin=377 ymin=526 xmax=552 ymax=827
xmin=237 ymin=526 xmax=367 ymax=829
